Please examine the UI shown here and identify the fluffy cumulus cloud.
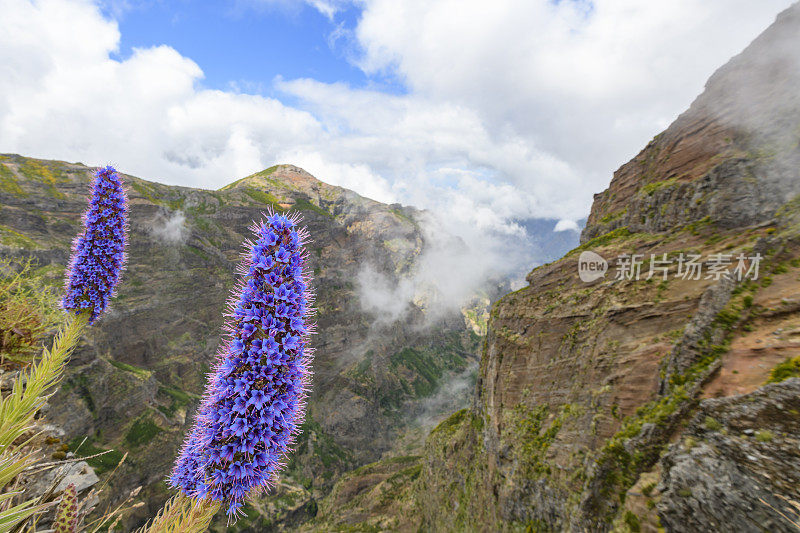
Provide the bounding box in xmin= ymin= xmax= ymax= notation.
xmin=352 ymin=0 xmax=795 ymax=208
xmin=554 ymin=220 xmax=581 ymax=233
xmin=0 ymin=0 xmax=323 ymax=189
xmin=0 ymin=0 xmax=794 ymax=309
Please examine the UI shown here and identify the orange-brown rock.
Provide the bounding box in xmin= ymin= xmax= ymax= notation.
xmin=410 ymin=4 xmax=800 ymax=532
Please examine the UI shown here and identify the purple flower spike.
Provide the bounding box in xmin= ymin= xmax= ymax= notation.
xmin=62 ymin=166 xmax=128 ymax=323
xmin=170 ymin=211 xmax=315 ymax=519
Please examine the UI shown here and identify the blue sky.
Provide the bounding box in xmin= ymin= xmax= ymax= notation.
xmin=103 ymin=1 xmax=404 ymax=97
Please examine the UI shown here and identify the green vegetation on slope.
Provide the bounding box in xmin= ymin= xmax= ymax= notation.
xmin=0 ymin=160 xmax=24 ymax=195
xmin=244 ymin=187 xmax=284 ymax=209
xmin=219 ymin=165 xmax=279 ymax=191
xmin=767 ymin=356 xmax=800 ymax=384
xmin=17 ymin=159 xmax=69 ymax=199
xmin=125 ymin=413 xmax=163 ymax=447
xmin=69 ymin=436 xmax=126 ymax=475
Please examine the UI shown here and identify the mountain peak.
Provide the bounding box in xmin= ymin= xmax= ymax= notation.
xmin=582 ymin=2 xmax=800 ymax=243
xmin=220 ymin=164 xmax=332 ymax=194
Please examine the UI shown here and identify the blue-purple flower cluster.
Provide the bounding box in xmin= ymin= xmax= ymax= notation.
xmin=62 ymin=166 xmax=128 ymax=323
xmin=170 ymin=212 xmax=314 ymax=518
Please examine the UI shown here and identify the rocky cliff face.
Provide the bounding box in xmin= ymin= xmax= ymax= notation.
xmin=0 ymin=157 xmax=484 ymax=528
xmin=319 ymin=4 xmax=800 ymax=532
xmin=584 ymin=3 xmax=800 ymax=242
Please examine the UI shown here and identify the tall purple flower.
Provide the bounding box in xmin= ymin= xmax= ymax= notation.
xmin=62 ymin=166 xmax=128 ymax=323
xmin=170 ymin=212 xmax=314 ymax=518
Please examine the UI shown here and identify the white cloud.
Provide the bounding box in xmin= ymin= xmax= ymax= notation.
xmin=233 ymin=0 xmax=346 ymax=20
xmin=148 ymin=209 xmax=188 ymax=245
xmin=0 ymin=0 xmax=795 ymax=313
xmin=355 ymin=209 xmax=513 ymax=322
xmin=352 ymin=0 xmax=794 ymax=207
xmin=0 ymin=0 xmax=321 ymax=189
xmin=554 ymin=220 xmax=580 ymax=233
xmin=274 ymin=77 xmax=585 ymax=221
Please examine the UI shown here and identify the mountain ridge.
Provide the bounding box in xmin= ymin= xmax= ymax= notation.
xmin=0 ymin=151 xmax=483 ymax=530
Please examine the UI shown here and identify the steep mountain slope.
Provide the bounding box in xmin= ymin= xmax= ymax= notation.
xmin=301 ymin=4 xmax=800 ymax=532
xmin=0 ymin=156 xmax=483 ymax=528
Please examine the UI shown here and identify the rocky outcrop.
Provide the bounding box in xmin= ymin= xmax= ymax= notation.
xmin=657 ymin=379 xmax=800 ymax=532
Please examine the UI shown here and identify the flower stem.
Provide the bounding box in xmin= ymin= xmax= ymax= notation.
xmin=0 ymin=311 xmax=88 ymax=530
xmin=139 ymin=495 xmax=220 ymax=533
xmin=0 ymin=311 xmax=88 ymax=451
